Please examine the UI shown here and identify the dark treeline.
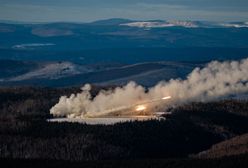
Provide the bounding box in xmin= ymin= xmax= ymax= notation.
xmin=0 ymin=87 xmax=248 ymax=163
xmin=1 ymin=154 xmax=248 ymax=168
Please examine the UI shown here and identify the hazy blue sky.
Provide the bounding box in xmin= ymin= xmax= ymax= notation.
xmin=0 ymin=0 xmax=248 ymax=22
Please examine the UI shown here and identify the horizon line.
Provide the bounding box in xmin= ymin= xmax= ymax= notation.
xmin=0 ymin=18 xmax=247 ymax=25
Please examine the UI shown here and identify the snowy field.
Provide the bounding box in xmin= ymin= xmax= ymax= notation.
xmin=48 ymin=116 xmax=163 ymax=125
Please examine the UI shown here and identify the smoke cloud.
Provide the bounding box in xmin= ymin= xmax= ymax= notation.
xmin=50 ymin=58 xmax=248 ymax=118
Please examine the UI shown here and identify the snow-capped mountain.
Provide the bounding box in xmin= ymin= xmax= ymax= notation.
xmin=220 ymin=22 xmax=248 ymax=28
xmin=120 ymin=20 xmax=248 ymax=29
xmin=120 ymin=21 xmax=199 ymax=28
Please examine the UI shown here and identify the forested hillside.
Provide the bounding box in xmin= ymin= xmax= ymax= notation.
xmin=0 ymin=87 xmax=247 ymax=162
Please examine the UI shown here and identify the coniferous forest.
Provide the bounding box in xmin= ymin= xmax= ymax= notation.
xmin=0 ymin=87 xmax=247 ymax=167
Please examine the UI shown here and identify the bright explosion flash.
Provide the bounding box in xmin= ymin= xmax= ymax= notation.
xmin=162 ymin=96 xmax=171 ymax=100
xmin=135 ymin=96 xmax=171 ymax=112
xmin=135 ymin=105 xmax=146 ymax=111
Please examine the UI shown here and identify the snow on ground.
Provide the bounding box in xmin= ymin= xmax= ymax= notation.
xmin=48 ymin=116 xmax=163 ymax=125
xmin=121 ymin=21 xmax=248 ymax=29
xmin=12 ymin=43 xmax=55 ymax=49
xmin=220 ymin=23 xmax=248 ymax=28
xmin=120 ymin=21 xmax=199 ymax=28
xmin=8 ymin=62 xmax=91 ymax=81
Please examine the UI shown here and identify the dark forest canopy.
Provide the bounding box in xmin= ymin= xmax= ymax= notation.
xmin=0 ymin=87 xmax=247 ymax=166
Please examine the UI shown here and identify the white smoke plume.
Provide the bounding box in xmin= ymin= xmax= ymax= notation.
xmin=50 ymin=58 xmax=248 ymax=118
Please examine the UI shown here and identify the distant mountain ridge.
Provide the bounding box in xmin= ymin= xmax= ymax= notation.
xmin=1 ymin=18 xmax=248 ymax=87
xmin=91 ymin=18 xmax=248 ymax=28
xmin=0 ymin=18 xmax=248 ymax=28
xmin=1 ymin=19 xmax=248 ymax=51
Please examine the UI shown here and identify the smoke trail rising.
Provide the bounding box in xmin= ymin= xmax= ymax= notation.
xmin=50 ymin=58 xmax=248 ymax=118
